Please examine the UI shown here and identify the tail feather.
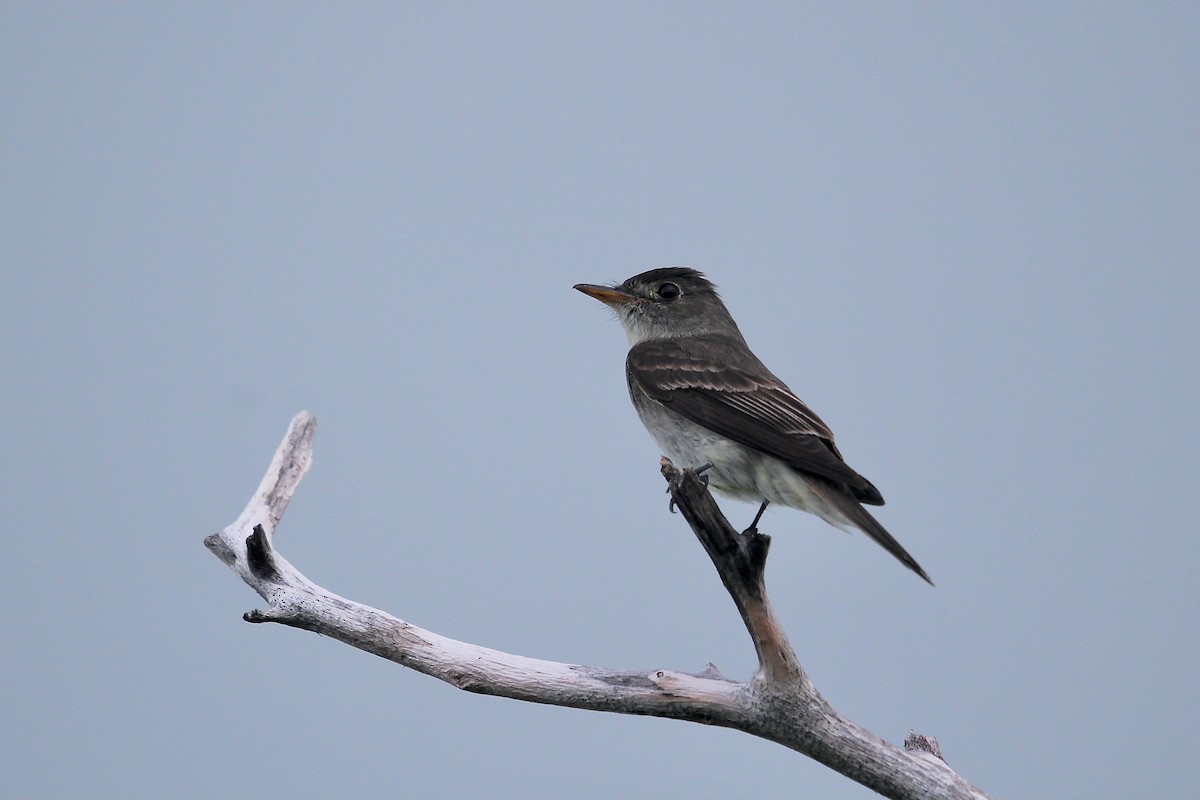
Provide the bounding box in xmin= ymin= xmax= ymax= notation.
xmin=810 ymin=482 xmax=933 ymax=585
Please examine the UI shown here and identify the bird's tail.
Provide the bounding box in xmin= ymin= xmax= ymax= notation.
xmin=810 ymin=482 xmax=933 ymax=585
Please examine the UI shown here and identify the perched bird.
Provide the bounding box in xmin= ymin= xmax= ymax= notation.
xmin=575 ymin=267 xmax=931 ymax=584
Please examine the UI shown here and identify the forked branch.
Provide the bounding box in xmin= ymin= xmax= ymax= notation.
xmin=205 ymin=412 xmax=989 ymax=800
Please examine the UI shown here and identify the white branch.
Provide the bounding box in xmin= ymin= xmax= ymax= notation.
xmin=205 ymin=412 xmax=991 ymax=800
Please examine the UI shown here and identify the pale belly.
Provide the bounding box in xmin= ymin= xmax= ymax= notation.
xmin=631 ymin=392 xmax=853 ymax=531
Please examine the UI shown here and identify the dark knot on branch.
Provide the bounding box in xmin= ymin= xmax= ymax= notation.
xmin=245 ymin=524 xmax=280 ymax=582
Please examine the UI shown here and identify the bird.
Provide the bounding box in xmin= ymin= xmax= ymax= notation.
xmin=574 ymin=267 xmax=931 ymax=584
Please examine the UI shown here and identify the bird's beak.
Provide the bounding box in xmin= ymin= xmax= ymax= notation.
xmin=574 ymin=283 xmax=641 ymax=307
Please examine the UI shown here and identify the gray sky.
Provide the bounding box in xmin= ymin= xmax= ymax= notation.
xmin=3 ymin=4 xmax=1197 ymax=798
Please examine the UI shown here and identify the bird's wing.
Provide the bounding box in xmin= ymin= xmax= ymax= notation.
xmin=627 ymin=336 xmax=884 ymax=505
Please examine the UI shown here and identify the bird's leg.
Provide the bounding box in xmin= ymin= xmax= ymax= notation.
xmin=743 ymin=500 xmax=770 ymax=535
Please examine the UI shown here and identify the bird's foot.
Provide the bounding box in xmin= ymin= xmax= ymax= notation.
xmin=742 ymin=500 xmax=770 ymax=536
xmin=665 ymin=462 xmax=714 ymax=498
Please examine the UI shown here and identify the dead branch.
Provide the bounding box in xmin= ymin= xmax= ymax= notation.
xmin=205 ymin=412 xmax=989 ymax=799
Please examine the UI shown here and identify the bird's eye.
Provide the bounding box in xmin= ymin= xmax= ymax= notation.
xmin=656 ymin=282 xmax=681 ymax=300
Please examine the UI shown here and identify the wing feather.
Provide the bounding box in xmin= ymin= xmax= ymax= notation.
xmin=628 ymin=336 xmax=884 ymax=505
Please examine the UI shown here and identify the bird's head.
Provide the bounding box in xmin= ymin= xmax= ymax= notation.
xmin=574 ymin=267 xmax=742 ymax=345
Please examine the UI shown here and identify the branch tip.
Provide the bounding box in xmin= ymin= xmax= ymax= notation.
xmin=204 ymin=532 xmax=237 ymax=566
xmin=659 ymin=456 xmax=681 ymax=483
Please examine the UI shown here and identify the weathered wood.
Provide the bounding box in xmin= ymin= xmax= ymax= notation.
xmin=660 ymin=458 xmax=803 ymax=685
xmin=206 ymin=412 xmax=990 ymax=800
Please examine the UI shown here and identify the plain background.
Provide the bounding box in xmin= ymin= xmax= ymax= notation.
xmin=3 ymin=4 xmax=1197 ymax=798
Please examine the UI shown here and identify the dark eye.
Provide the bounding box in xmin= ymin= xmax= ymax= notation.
xmin=656 ymin=282 xmax=681 ymax=300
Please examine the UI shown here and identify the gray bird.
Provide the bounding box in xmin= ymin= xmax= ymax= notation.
xmin=575 ymin=267 xmax=931 ymax=584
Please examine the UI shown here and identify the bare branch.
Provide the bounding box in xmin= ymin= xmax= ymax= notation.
xmin=206 ymin=412 xmax=990 ymax=800
xmin=659 ymin=457 xmax=804 ymax=685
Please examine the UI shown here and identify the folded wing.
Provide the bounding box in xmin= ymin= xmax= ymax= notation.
xmin=627 ymin=336 xmax=885 ymax=505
